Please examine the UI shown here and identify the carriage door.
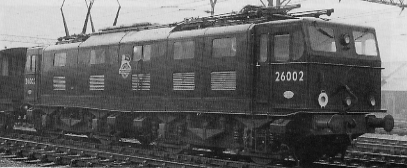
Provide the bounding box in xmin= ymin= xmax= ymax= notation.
xmin=254 ymin=28 xmax=271 ymax=106
xmin=24 ymin=48 xmax=41 ymax=103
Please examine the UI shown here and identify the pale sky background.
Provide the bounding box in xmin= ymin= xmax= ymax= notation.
xmin=0 ymin=0 xmax=406 ymax=62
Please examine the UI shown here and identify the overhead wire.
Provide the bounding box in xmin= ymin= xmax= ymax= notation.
xmin=96 ymin=0 xmax=208 ymax=18
xmin=122 ymin=0 xmax=231 ymax=22
xmin=66 ymin=0 xmax=230 ymax=27
xmin=61 ymin=0 xmax=210 ymax=27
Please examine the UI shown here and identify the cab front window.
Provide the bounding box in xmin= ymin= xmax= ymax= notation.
xmin=25 ymin=55 xmax=36 ymax=73
xmin=308 ymin=26 xmax=336 ymax=52
xmin=353 ymin=31 xmax=378 ymax=56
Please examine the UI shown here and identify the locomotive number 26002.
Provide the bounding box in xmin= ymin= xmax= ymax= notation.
xmin=275 ymin=71 xmax=304 ymax=82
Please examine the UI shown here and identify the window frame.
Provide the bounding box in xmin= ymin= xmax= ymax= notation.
xmin=212 ymin=37 xmax=237 ymax=58
xmin=353 ymin=31 xmax=378 ymax=57
xmin=258 ymin=34 xmax=268 ymax=63
xmin=308 ymin=26 xmax=337 ymax=53
xmin=90 ymin=48 xmax=106 ymax=65
xmin=1 ymin=56 xmax=8 ymax=76
xmin=173 ymin=40 xmax=195 ymax=60
xmin=53 ymin=52 xmax=66 ymax=67
xmin=273 ymin=34 xmax=291 ymax=62
xmin=133 ymin=44 xmax=152 ymax=62
xmin=25 ymin=55 xmax=37 ymax=73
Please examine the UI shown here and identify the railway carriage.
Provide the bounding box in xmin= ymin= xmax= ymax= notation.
xmin=16 ymin=7 xmax=394 ymax=164
xmin=0 ymin=47 xmax=27 ymax=126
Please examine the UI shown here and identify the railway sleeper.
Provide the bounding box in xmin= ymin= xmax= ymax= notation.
xmin=11 ymin=156 xmax=29 ymax=161
xmin=37 ymin=162 xmax=58 ymax=167
xmin=24 ymin=159 xmax=42 ymax=164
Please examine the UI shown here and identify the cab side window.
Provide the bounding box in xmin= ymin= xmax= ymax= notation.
xmin=274 ymin=34 xmax=290 ymax=62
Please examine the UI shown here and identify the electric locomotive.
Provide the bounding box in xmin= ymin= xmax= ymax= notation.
xmin=18 ymin=6 xmax=394 ymax=164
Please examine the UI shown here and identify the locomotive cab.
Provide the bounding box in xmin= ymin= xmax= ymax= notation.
xmin=24 ymin=47 xmax=43 ymax=104
xmin=254 ymin=19 xmax=383 ymax=113
xmin=252 ymin=19 xmax=393 ymax=162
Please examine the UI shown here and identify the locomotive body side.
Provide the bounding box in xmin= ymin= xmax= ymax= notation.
xmin=37 ymin=25 xmax=254 ymax=113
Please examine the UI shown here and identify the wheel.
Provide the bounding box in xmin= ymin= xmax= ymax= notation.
xmin=291 ymin=143 xmax=322 ymax=165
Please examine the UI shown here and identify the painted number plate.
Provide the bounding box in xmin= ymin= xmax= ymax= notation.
xmin=25 ymin=78 xmax=36 ymax=85
xmin=275 ymin=71 xmax=304 ymax=82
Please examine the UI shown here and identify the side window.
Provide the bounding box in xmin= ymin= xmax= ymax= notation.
xmin=213 ymin=37 xmax=236 ymax=57
xmin=259 ymin=34 xmax=268 ymax=62
xmin=353 ymin=31 xmax=378 ymax=56
xmin=90 ymin=49 xmax=106 ymax=64
xmin=54 ymin=52 xmax=66 ymax=67
xmin=174 ymin=41 xmax=195 ymax=59
xmin=133 ymin=46 xmax=142 ymax=61
xmin=133 ymin=45 xmax=152 ymax=61
xmin=274 ymin=34 xmax=290 ymax=62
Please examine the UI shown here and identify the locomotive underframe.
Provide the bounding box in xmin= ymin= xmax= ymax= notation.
xmin=7 ymin=105 xmax=391 ymax=163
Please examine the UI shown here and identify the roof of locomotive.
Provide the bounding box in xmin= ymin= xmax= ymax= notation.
xmin=81 ymin=18 xmax=376 ymax=46
xmin=44 ymin=42 xmax=81 ymax=51
xmin=0 ymin=47 xmax=27 ymax=53
xmin=301 ymin=17 xmax=375 ymax=31
xmin=45 ymin=17 xmax=378 ymax=52
xmin=81 ymin=31 xmax=127 ymax=47
xmin=74 ymin=22 xmax=254 ymax=47
xmin=46 ymin=5 xmax=374 ymax=50
xmin=121 ymin=27 xmax=173 ymax=43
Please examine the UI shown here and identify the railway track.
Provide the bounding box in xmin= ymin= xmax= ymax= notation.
xmin=313 ymin=133 xmax=407 ymax=168
xmin=0 ymin=132 xmax=295 ymax=168
xmin=3 ymin=132 xmax=407 ymax=168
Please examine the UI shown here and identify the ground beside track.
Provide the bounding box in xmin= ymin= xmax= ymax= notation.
xmin=0 ymin=157 xmax=31 ymax=167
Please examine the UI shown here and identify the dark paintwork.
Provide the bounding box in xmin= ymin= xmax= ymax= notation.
xmin=27 ymin=18 xmax=382 ymax=116
xmin=0 ymin=47 xmax=27 ymax=110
